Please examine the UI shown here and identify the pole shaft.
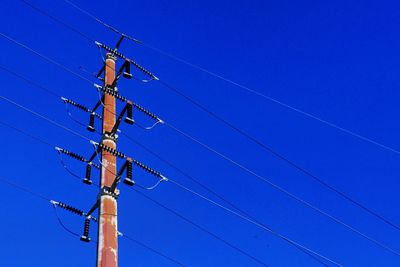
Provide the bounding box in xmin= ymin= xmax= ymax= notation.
xmin=97 ymin=53 xmax=118 ymax=267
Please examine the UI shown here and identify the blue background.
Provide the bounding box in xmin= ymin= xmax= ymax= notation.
xmin=1 ymin=0 xmax=400 ymax=266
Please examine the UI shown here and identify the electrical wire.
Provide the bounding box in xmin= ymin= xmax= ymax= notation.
xmin=1 ymin=20 xmax=397 ymax=263
xmin=9 ymin=4 xmax=399 ymax=233
xmin=0 ymin=120 xmax=270 ymax=267
xmin=52 ymin=204 xmax=81 ymax=238
xmin=0 ymin=31 xmax=94 ymax=85
xmin=0 ymin=64 xmax=61 ymax=98
xmin=0 ymin=174 xmax=185 ymax=267
xmin=164 ymin=121 xmax=400 ymax=257
xmin=158 ymin=80 xmax=400 ymax=232
xmin=56 ymin=0 xmax=400 ymax=156
xmin=120 ymin=133 xmax=330 ymax=266
xmin=20 ymin=0 xmax=95 ymax=42
xmin=0 ymin=95 xmax=91 ymax=142
xmin=0 ymin=97 xmax=344 ymax=266
xmin=129 ymin=188 xmax=269 ymax=267
xmin=0 ymin=61 xmax=396 ymax=262
xmin=59 ymin=0 xmax=141 ymax=44
xmin=119 ymin=233 xmax=186 ymax=267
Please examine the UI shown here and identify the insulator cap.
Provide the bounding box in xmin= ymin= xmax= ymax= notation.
xmin=123 ymin=178 xmax=135 ymax=186
xmin=80 ymin=235 xmax=90 ymax=242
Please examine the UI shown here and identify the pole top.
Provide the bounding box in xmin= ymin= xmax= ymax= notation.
xmin=106 ymin=53 xmax=117 ymax=61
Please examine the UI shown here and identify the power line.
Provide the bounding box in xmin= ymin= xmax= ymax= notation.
xmin=56 ymin=0 xmax=400 ymax=156
xmin=11 ymin=4 xmax=400 ymax=233
xmin=0 ymin=34 xmax=396 ymax=258
xmin=20 ymin=0 xmax=95 ymax=42
xmin=121 ymin=134 xmax=328 ymax=266
xmin=120 ymin=233 xmax=186 ymax=267
xmin=0 ymin=63 xmax=328 ymax=266
xmin=129 ymin=189 xmax=269 ymax=267
xmin=0 ymin=174 xmax=185 ymax=266
xmin=0 ymin=32 xmax=94 ymax=85
xmin=59 ymin=0 xmax=141 ymax=44
xmin=163 ymin=122 xmax=400 ymax=257
xmin=0 ymin=117 xmax=270 ymax=267
xmin=8 ymin=1 xmax=400 ymax=266
xmin=158 ymin=80 xmax=400 ymax=231
xmin=0 ymin=96 xmax=340 ymax=266
xmin=0 ymin=95 xmax=91 ymax=142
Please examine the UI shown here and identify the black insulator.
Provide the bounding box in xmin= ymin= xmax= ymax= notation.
xmin=122 ymin=60 xmax=132 ymax=79
xmin=123 ymin=161 xmax=134 ymax=186
xmin=83 ymin=164 xmax=93 ymax=185
xmin=87 ymin=113 xmax=95 ymax=132
xmin=131 ymin=102 xmax=159 ymax=121
xmin=132 ymin=159 xmax=161 ymax=177
xmin=80 ymin=218 xmax=91 ymax=242
xmin=124 ymin=104 xmax=134 ymax=125
xmin=130 ymin=60 xmax=157 ymax=79
xmin=97 ymin=85 xmax=128 ymax=102
xmin=57 ymin=202 xmax=85 ymax=216
xmin=59 ymin=148 xmax=85 ymax=162
xmin=97 ymin=42 xmax=125 ymax=59
xmin=126 ymin=161 xmax=132 ymax=179
xmin=98 ymin=143 xmax=126 ymax=159
xmin=63 ymin=98 xmax=90 ymax=112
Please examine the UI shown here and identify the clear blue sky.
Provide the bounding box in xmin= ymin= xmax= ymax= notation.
xmin=1 ymin=0 xmax=400 ymax=266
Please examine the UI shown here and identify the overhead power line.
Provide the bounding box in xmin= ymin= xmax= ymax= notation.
xmin=158 ymin=80 xmax=400 ymax=232
xmin=0 ymin=174 xmax=185 ymax=266
xmin=0 ymin=63 xmax=326 ymax=266
xmin=55 ymin=0 xmax=400 ymax=156
xmin=14 ymin=2 xmax=400 ymax=233
xmin=0 ymin=117 xmax=269 ymax=266
xmin=0 ymin=96 xmax=341 ymax=266
xmin=0 ymin=32 xmax=397 ymax=260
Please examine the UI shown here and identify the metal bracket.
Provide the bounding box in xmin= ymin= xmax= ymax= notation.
xmin=100 ymin=186 xmax=119 ymax=199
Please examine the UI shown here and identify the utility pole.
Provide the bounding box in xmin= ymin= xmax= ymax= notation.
xmin=54 ymin=38 xmax=160 ymax=266
xmin=97 ymin=53 xmax=118 ymax=267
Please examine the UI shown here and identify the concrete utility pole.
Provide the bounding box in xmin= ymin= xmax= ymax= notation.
xmin=97 ymin=53 xmax=118 ymax=267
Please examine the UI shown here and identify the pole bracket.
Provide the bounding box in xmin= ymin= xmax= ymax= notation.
xmin=100 ymin=186 xmax=120 ymax=199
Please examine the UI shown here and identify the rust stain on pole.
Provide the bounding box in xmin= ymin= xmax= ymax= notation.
xmin=97 ymin=53 xmax=118 ymax=267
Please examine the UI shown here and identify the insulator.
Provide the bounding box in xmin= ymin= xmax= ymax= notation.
xmin=98 ymin=143 xmax=127 ymax=159
xmin=62 ymin=97 xmax=90 ymax=112
xmin=83 ymin=164 xmax=93 ymax=185
xmin=87 ymin=113 xmax=95 ymax=132
xmin=58 ymin=148 xmax=86 ymax=162
xmin=131 ymin=102 xmax=160 ymax=121
xmin=96 ymin=84 xmax=128 ymax=102
xmin=123 ymin=161 xmax=134 ymax=186
xmin=96 ymin=41 xmax=125 ymax=59
xmin=56 ymin=201 xmax=85 ymax=216
xmin=80 ymin=218 xmax=91 ymax=243
xmin=124 ymin=104 xmax=134 ymax=125
xmin=132 ymin=159 xmax=161 ymax=178
xmin=129 ymin=60 xmax=157 ymax=80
